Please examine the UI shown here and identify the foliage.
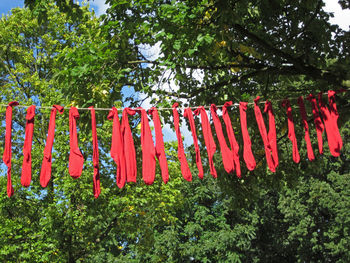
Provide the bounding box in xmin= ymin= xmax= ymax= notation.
xmin=103 ymin=0 xmax=350 ymax=108
xmin=1 ymin=0 xmax=350 ymax=262
xmin=0 ymin=5 xmax=183 ymax=262
xmin=24 ymin=0 xmax=83 ymax=22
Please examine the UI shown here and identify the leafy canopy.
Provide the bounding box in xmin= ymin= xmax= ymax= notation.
xmin=1 ymin=0 xmax=349 ymax=262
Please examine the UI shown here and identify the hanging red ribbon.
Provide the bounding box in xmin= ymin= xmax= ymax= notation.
xmin=69 ymin=107 xmax=84 ymax=179
xmin=148 ymin=107 xmax=169 ymax=184
xmin=21 ymin=105 xmax=35 ymax=188
xmin=0 ymin=89 xmax=346 ymax=197
xmin=297 ymin=96 xmax=315 ymax=161
xmin=107 ymin=107 xmax=127 ymax=188
xmin=184 ymin=107 xmax=204 ymax=179
xmin=89 ymin=106 xmax=101 ymax=198
xmin=172 ymin=103 xmax=192 ymax=181
xmin=121 ymin=108 xmax=137 ymax=183
xmin=222 ymin=101 xmax=241 ymax=178
xmin=327 ymin=90 xmax=343 ymax=155
xmin=239 ymin=102 xmax=256 ymax=171
xmin=210 ymin=104 xmax=235 ymax=174
xmin=254 ymin=97 xmax=276 ymax=172
xmin=137 ymin=108 xmax=156 ymax=185
xmin=264 ymin=101 xmax=279 ymax=169
xmin=194 ymin=106 xmax=217 ymax=178
xmin=40 ymin=105 xmax=64 ymax=188
xmin=281 ymin=99 xmax=300 ymax=163
xmin=3 ymin=101 xmax=19 ymax=197
xmin=318 ymin=91 xmax=343 ymax=157
xmin=307 ymin=94 xmax=324 ymax=155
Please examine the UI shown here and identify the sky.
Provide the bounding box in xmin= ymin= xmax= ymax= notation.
xmin=0 ymin=0 xmax=108 ymax=17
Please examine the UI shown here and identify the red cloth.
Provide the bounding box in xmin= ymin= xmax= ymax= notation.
xmin=21 ymin=105 xmax=36 ymax=187
xmin=254 ymin=97 xmax=276 ymax=172
xmin=172 ymin=103 xmax=192 ymax=181
xmin=239 ymin=102 xmax=256 ymax=171
xmin=89 ymin=106 xmax=101 ymax=198
xmin=297 ymin=96 xmax=315 ymax=161
xmin=194 ymin=106 xmax=217 ymax=178
xmin=222 ymin=101 xmax=241 ymax=178
xmin=137 ymin=108 xmax=156 ymax=185
xmin=307 ymin=94 xmax=324 ymax=155
xmin=40 ymin=105 xmax=64 ymax=188
xmin=148 ymin=107 xmax=169 ymax=184
xmin=318 ymin=91 xmax=343 ymax=157
xmin=282 ymin=99 xmax=300 ymax=163
xmin=210 ymin=104 xmax=235 ymax=174
xmin=264 ymin=101 xmax=279 ymax=169
xmin=107 ymin=107 xmax=126 ymax=188
xmin=184 ymin=107 xmax=204 ymax=179
xmin=328 ymin=90 xmax=343 ymax=155
xmin=69 ymin=107 xmax=84 ymax=179
xmin=121 ymin=108 xmax=137 ymax=183
xmin=3 ymin=101 xmax=19 ymax=197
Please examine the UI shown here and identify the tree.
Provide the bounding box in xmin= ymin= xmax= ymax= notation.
xmin=0 ymin=5 xmax=185 ymax=262
xmin=93 ymin=0 xmax=350 ymax=261
xmin=2 ymin=0 xmax=350 ymax=262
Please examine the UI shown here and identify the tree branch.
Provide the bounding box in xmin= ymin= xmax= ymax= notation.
xmin=231 ymin=23 xmax=345 ymax=86
xmin=232 ymin=24 xmax=306 ymax=70
xmin=127 ymin=60 xmax=268 ymax=70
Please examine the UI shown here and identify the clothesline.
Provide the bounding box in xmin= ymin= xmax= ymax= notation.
xmin=0 ymin=91 xmax=338 ymax=112
xmin=0 ymin=89 xmax=346 ymax=198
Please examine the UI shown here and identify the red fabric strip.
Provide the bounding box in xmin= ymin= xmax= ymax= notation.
xmin=21 ymin=105 xmax=36 ymax=187
xmin=222 ymin=101 xmax=241 ymax=178
xmin=3 ymin=101 xmax=19 ymax=197
xmin=328 ymin=90 xmax=343 ymax=155
xmin=318 ymin=91 xmax=343 ymax=157
xmin=210 ymin=104 xmax=235 ymax=174
xmin=254 ymin=96 xmax=276 ymax=172
xmin=254 ymin=97 xmax=276 ymax=172
xmin=239 ymin=102 xmax=256 ymax=171
xmin=148 ymin=107 xmax=169 ymax=184
xmin=121 ymin=107 xmax=137 ymax=183
xmin=264 ymin=101 xmax=279 ymax=169
xmin=172 ymin=103 xmax=192 ymax=181
xmin=281 ymin=99 xmax=300 ymax=163
xmin=307 ymin=94 xmax=324 ymax=155
xmin=40 ymin=105 xmax=64 ymax=188
xmin=107 ymin=107 xmax=126 ymax=188
xmin=137 ymin=108 xmax=156 ymax=185
xmin=194 ymin=106 xmax=217 ymax=178
xmin=89 ymin=106 xmax=101 ymax=198
xmin=297 ymin=96 xmax=315 ymax=161
xmin=69 ymin=107 xmax=84 ymax=179
xmin=184 ymin=107 xmax=204 ymax=179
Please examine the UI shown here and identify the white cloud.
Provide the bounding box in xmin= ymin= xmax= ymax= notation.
xmin=89 ymin=0 xmax=109 ymax=16
xmin=139 ymin=42 xmax=162 ymax=61
xmin=137 ymin=42 xmax=208 ymax=146
xmin=324 ymin=0 xmax=350 ymax=30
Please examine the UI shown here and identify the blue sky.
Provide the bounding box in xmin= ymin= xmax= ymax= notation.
xmin=0 ymin=0 xmax=23 ymax=15
xmin=0 ymin=0 xmax=108 ymax=17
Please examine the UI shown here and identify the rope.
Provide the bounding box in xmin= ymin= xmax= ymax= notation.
xmin=0 ymin=91 xmax=344 ymax=112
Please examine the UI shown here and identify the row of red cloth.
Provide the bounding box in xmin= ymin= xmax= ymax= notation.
xmin=175 ymin=90 xmax=343 ymax=181
xmin=2 ymin=90 xmax=343 ymax=198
